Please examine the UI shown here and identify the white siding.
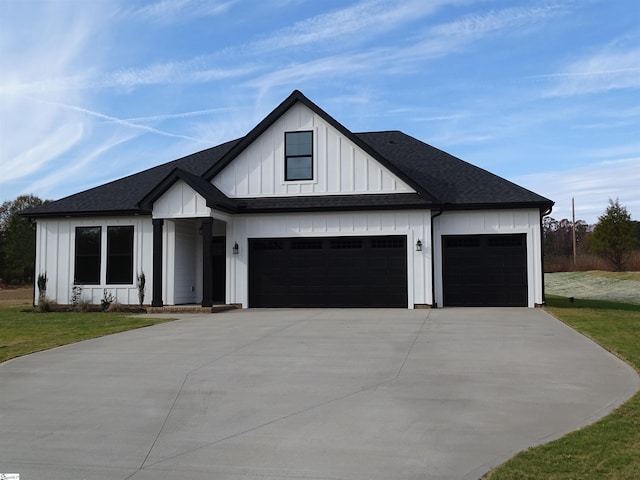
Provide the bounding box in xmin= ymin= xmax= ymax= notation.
xmin=226 ymin=210 xmax=432 ymax=308
xmin=213 ymin=103 xmax=415 ymax=198
xmin=34 ymin=216 xmax=153 ymax=306
xmin=153 ymin=180 xmax=211 ymax=219
xmin=432 ymin=209 xmax=544 ymax=308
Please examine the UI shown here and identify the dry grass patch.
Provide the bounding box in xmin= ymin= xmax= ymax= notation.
xmin=0 ymin=286 xmax=33 ymax=307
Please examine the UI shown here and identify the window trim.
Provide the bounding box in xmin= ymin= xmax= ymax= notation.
xmin=74 ymin=226 xmax=102 ymax=285
xmin=284 ymin=130 xmax=314 ymax=182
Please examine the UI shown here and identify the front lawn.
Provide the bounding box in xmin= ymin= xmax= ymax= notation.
xmin=0 ymin=305 xmax=172 ymax=363
xmin=485 ymin=295 xmax=640 ymax=479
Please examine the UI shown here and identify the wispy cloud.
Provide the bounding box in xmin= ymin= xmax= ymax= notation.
xmin=5 ymin=61 xmax=257 ymax=95
xmin=514 ymin=156 xmax=640 ymax=223
xmin=24 ymin=135 xmax=136 ymax=195
xmin=120 ymin=0 xmax=237 ymax=24
xmin=404 ymin=2 xmax=571 ymax=59
xmin=0 ymin=123 xmax=84 ymax=184
xmin=255 ymin=0 xmax=448 ymax=51
xmin=120 ymin=106 xmax=241 ymax=123
xmin=540 ymin=48 xmax=640 ymax=96
xmin=36 ymin=99 xmax=212 ymax=143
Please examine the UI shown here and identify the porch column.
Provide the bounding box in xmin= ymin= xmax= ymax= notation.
xmin=151 ymin=218 xmax=164 ymax=307
xmin=201 ymin=217 xmax=213 ymax=307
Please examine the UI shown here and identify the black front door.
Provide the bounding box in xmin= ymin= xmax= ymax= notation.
xmin=211 ymin=237 xmax=225 ymax=303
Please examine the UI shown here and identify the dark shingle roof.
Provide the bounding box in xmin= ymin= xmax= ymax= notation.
xmin=356 ymin=131 xmax=552 ymax=208
xmin=23 ymin=91 xmax=552 ymax=218
xmin=24 ymin=139 xmax=240 ymax=217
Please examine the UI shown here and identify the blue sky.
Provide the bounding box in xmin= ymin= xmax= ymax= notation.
xmin=1 ymin=0 xmax=638 ymax=224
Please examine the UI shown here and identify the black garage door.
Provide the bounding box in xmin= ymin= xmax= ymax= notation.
xmin=443 ymin=234 xmax=527 ymax=307
xmin=249 ymin=236 xmax=407 ymax=307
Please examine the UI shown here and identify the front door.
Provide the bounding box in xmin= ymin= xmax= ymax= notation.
xmin=211 ymin=237 xmax=226 ymax=303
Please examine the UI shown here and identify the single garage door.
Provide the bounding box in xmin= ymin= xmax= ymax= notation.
xmin=249 ymin=236 xmax=407 ymax=307
xmin=443 ymin=234 xmax=527 ymax=307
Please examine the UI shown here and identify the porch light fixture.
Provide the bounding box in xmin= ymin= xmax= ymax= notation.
xmin=233 ymin=242 xmax=239 ymax=255
xmin=416 ymin=239 xmax=422 ymax=252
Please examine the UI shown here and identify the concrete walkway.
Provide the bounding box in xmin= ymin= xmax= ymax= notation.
xmin=0 ymin=308 xmax=637 ymax=480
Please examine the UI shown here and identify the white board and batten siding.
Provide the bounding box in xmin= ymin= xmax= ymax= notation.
xmin=34 ymin=216 xmax=153 ymax=305
xmin=432 ymin=209 xmax=545 ymax=308
xmin=153 ymin=180 xmax=211 ymax=219
xmin=213 ymin=103 xmax=415 ymax=198
xmin=226 ymin=210 xmax=433 ymax=309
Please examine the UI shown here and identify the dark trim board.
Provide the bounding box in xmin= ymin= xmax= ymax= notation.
xmin=248 ymin=235 xmax=408 ymax=308
xmin=442 ymin=234 xmax=528 ymax=307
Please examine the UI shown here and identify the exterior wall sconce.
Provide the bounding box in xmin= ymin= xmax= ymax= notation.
xmin=233 ymin=242 xmax=239 ymax=255
xmin=416 ymin=239 xmax=422 ymax=252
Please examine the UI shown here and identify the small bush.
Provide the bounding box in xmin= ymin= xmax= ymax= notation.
xmin=37 ymin=297 xmax=57 ymax=313
xmin=106 ymin=300 xmax=124 ymax=312
xmin=76 ymin=299 xmax=91 ymax=312
xmin=101 ymin=289 xmax=115 ymax=311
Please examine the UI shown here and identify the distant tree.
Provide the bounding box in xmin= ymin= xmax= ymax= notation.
xmin=543 ymin=217 xmax=589 ymax=257
xmin=589 ymin=199 xmax=637 ymax=271
xmin=0 ymin=195 xmax=47 ymax=284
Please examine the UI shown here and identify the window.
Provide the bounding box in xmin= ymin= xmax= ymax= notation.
xmin=75 ymin=227 xmax=101 ymax=284
xmin=285 ymin=131 xmax=313 ymax=181
xmin=107 ymin=226 xmax=134 ymax=284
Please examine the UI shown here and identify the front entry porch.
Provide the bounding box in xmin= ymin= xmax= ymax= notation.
xmin=151 ymin=217 xmax=229 ymax=308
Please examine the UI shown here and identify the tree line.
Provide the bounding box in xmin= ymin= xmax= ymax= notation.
xmin=0 ymin=196 xmax=638 ymax=286
xmin=0 ymin=195 xmax=48 ymax=286
xmin=544 ymin=199 xmax=639 ymax=272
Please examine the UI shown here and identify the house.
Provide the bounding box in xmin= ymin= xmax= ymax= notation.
xmin=24 ymin=90 xmax=553 ymax=309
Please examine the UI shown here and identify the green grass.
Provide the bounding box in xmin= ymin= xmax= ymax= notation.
xmin=0 ymin=305 xmax=172 ymax=363
xmin=486 ymin=295 xmax=640 ymax=479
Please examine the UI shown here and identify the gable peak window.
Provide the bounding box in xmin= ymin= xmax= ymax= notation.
xmin=285 ymin=130 xmax=313 ymax=181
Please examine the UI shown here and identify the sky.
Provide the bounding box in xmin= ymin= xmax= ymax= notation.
xmin=1 ymin=0 xmax=639 ymax=224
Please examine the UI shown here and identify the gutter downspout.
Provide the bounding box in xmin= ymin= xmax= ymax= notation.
xmin=539 ymin=206 xmax=553 ymax=306
xmin=430 ymin=208 xmax=444 ymax=308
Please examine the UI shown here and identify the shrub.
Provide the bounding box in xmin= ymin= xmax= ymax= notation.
xmin=101 ymin=289 xmax=115 ymax=311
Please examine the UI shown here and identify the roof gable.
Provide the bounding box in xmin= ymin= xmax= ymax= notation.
xmin=204 ymin=90 xmax=429 ymax=198
xmin=212 ymin=101 xmax=416 ymax=198
xmin=139 ymin=168 xmax=236 ymax=215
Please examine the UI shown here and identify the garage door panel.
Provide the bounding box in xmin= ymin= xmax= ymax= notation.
xmin=443 ymin=234 xmax=527 ymax=307
xmin=249 ymin=236 xmax=407 ymax=308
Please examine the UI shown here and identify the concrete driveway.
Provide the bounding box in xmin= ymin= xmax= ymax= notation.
xmin=0 ymin=308 xmax=637 ymax=480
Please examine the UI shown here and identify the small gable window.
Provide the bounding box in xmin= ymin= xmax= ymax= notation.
xmin=285 ymin=131 xmax=313 ymax=181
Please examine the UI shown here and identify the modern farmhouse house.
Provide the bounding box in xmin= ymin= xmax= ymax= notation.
xmin=24 ymin=90 xmax=553 ymax=309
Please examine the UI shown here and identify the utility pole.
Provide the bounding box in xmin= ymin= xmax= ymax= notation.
xmin=572 ymin=197 xmax=577 ymax=266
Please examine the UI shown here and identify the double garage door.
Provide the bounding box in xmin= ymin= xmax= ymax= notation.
xmin=248 ymin=233 xmax=528 ymax=308
xmin=249 ymin=236 xmax=407 ymax=307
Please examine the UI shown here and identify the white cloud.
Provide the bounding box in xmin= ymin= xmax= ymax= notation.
xmin=0 ymin=122 xmax=84 ymax=184
xmin=513 ymin=157 xmax=640 ymax=223
xmin=541 ymin=48 xmax=640 ymax=96
xmin=404 ymin=2 xmax=570 ymax=60
xmin=33 ymin=98 xmax=211 ymax=143
xmin=120 ymin=0 xmax=237 ymax=24
xmin=24 ymin=135 xmax=136 ymax=196
xmin=255 ymin=0 xmax=447 ymax=51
